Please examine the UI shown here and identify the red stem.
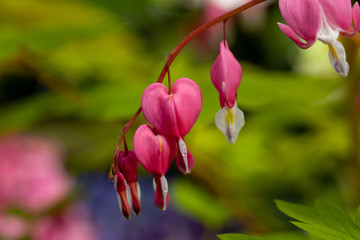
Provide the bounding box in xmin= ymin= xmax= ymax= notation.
xmin=110 ymin=0 xmax=268 ymax=176
xmin=156 ymin=0 xmax=267 ymax=84
xmin=167 ymin=63 xmax=172 ymax=94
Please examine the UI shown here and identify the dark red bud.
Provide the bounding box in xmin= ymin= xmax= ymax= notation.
xmin=129 ymin=182 xmax=141 ymax=215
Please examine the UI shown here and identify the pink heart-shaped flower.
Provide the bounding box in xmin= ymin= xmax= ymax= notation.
xmin=141 ymin=78 xmax=202 ymax=138
xmin=133 ymin=124 xmax=177 ymax=177
xmin=133 ymin=124 xmax=176 ymax=210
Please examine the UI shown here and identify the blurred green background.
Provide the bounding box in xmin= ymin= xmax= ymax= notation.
xmin=0 ymin=0 xmax=360 ymax=239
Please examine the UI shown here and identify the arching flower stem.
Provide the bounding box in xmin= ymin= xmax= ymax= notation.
xmin=109 ymin=0 xmax=268 ymax=178
xmin=167 ymin=63 xmax=172 ymax=94
xmin=156 ymin=0 xmax=267 ymax=84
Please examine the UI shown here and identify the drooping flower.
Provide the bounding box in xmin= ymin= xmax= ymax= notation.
xmin=133 ymin=124 xmax=177 ymax=211
xmin=210 ymin=40 xmax=245 ymax=144
xmin=118 ymin=150 xmax=141 ymax=215
xmin=141 ymin=78 xmax=202 ymax=174
xmin=278 ymin=0 xmax=360 ymax=77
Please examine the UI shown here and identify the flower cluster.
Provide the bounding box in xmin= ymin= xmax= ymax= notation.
xmin=278 ymin=0 xmax=360 ymax=77
xmin=112 ymin=38 xmax=246 ymax=218
xmin=112 ymin=0 xmax=360 ymax=220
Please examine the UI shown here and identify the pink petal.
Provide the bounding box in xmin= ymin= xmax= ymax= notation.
xmin=141 ymin=83 xmax=179 ymax=137
xmin=33 ymin=204 xmax=98 ymax=240
xmin=133 ymin=124 xmax=177 ymax=176
xmin=340 ymin=3 xmax=360 ymax=37
xmin=319 ymin=0 xmax=352 ymax=31
xmin=172 ymin=78 xmax=202 ymax=136
xmin=279 ymin=0 xmax=322 ymax=43
xmin=118 ymin=150 xmax=138 ymax=183
xmin=0 ymin=215 xmax=28 ymax=239
xmin=128 ymin=182 xmax=141 ymax=215
xmin=278 ymin=23 xmax=316 ymax=49
xmin=0 ymin=134 xmax=72 ymax=212
xmin=353 ymin=3 xmax=360 ymax=32
xmin=210 ymin=41 xmax=241 ymax=108
xmin=114 ymin=173 xmax=131 ymax=219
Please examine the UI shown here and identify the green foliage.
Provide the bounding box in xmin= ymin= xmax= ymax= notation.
xmin=218 ymin=200 xmax=360 ymax=240
xmin=218 ymin=232 xmax=309 ymax=240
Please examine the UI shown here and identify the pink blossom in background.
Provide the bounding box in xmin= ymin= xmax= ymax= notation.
xmin=0 ymin=134 xmax=72 ymax=212
xmin=194 ymin=0 xmax=267 ymax=54
xmin=32 ymin=204 xmax=98 ymax=240
xmin=0 ymin=133 xmax=98 ymax=240
xmin=0 ymin=215 xmax=28 ymax=240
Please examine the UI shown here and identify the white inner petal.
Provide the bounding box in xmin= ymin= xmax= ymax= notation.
xmin=318 ymin=14 xmax=339 ymax=44
xmin=125 ymin=180 xmax=132 ymax=210
xmin=160 ymin=175 xmax=168 ymax=211
xmin=137 ymin=182 xmax=141 ymax=200
xmin=178 ymin=138 xmax=189 ymax=174
xmin=215 ymin=101 xmax=245 ymax=144
xmin=328 ymin=40 xmax=349 ymax=77
xmin=153 ymin=177 xmax=157 ymax=192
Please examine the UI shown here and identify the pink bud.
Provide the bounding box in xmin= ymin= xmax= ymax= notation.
xmin=118 ymin=150 xmax=141 ymax=215
xmin=118 ymin=151 xmax=138 ymax=183
xmin=114 ymin=173 xmax=131 ymax=219
xmin=210 ymin=40 xmax=242 ymax=109
xmin=133 ymin=124 xmax=176 ymax=211
xmin=128 ymin=182 xmax=141 ymax=215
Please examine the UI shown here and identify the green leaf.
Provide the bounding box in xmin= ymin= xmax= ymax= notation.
xmin=315 ymin=200 xmax=360 ymax=239
xmin=172 ymin=179 xmax=230 ymax=228
xmin=291 ymin=221 xmax=353 ymax=240
xmin=275 ymin=200 xmax=323 ymax=226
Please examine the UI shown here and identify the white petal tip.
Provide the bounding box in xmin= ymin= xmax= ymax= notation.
xmin=178 ymin=138 xmax=189 ymax=173
xmin=160 ymin=175 xmax=168 ymax=211
xmin=328 ymin=41 xmax=349 ymax=78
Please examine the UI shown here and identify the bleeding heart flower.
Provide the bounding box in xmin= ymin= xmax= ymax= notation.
xmin=133 ymin=124 xmax=177 ymax=211
xmin=210 ymin=40 xmax=245 ymax=143
xmin=117 ymin=150 xmax=141 ymax=216
xmin=278 ymin=0 xmax=360 ymax=77
xmin=141 ymin=78 xmax=202 ymax=174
